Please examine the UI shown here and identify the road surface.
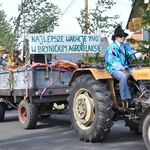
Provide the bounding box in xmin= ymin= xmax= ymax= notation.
xmin=0 ymin=110 xmax=147 ymax=150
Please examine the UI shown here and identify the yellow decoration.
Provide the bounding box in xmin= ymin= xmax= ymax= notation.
xmin=45 ymin=66 xmax=49 ymax=79
xmin=0 ymin=45 xmax=3 ymax=50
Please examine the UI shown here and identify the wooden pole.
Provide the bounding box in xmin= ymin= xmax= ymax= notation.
xmin=22 ymin=0 xmax=26 ymax=63
xmin=84 ymin=0 xmax=88 ymax=34
xmin=84 ymin=0 xmax=88 ymax=61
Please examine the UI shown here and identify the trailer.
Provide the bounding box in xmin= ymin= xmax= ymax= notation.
xmin=0 ymin=62 xmax=74 ymax=129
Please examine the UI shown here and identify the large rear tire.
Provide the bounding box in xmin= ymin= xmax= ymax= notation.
xmin=142 ymin=113 xmax=150 ymax=149
xmin=68 ymin=74 xmax=113 ymax=142
xmin=18 ymin=100 xmax=37 ymax=129
xmin=0 ymin=103 xmax=5 ymax=122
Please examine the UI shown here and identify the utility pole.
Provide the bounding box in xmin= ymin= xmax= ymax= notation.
xmin=84 ymin=0 xmax=88 ymax=61
xmin=22 ymin=0 xmax=26 ymax=63
xmin=84 ymin=0 xmax=88 ymax=34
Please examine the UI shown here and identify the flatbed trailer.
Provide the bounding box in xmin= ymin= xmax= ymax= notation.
xmin=0 ymin=64 xmax=71 ymax=128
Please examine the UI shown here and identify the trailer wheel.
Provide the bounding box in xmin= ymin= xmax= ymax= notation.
xmin=0 ymin=103 xmax=5 ymax=122
xmin=18 ymin=100 xmax=37 ymax=129
xmin=68 ymin=74 xmax=113 ymax=142
xmin=142 ymin=113 xmax=150 ymax=149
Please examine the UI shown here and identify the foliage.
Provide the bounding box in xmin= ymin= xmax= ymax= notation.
xmin=0 ymin=1 xmax=61 ymax=59
xmin=0 ymin=6 xmax=17 ymax=51
xmin=140 ymin=7 xmax=150 ymax=32
xmin=131 ymin=57 xmax=150 ymax=67
xmin=82 ymin=55 xmax=150 ymax=67
xmin=128 ymin=1 xmax=150 ymax=32
xmin=128 ymin=18 xmax=143 ymax=32
xmin=7 ymin=70 xmax=15 ymax=90
xmin=12 ymin=0 xmax=61 ymax=61
xmin=14 ymin=0 xmax=61 ymax=34
xmin=127 ymin=37 xmax=150 ymax=52
xmin=82 ymin=55 xmax=104 ymax=63
xmin=127 ymin=1 xmax=150 ymax=52
xmin=76 ymin=0 xmax=121 ymax=36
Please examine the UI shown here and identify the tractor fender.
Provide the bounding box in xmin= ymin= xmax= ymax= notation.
xmin=69 ymin=68 xmax=112 ymax=86
xmin=139 ymin=106 xmax=150 ymax=132
xmin=68 ymin=68 xmax=118 ymax=109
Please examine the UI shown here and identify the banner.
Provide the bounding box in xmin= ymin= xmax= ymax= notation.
xmin=28 ymin=34 xmax=101 ymax=54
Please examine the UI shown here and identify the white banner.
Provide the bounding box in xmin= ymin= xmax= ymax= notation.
xmin=28 ymin=34 xmax=101 ymax=54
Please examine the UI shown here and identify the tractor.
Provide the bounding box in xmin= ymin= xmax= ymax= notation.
xmin=68 ymin=50 xmax=150 ymax=149
xmin=0 ymin=34 xmax=150 ymax=149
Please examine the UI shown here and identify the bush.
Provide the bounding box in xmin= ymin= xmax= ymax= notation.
xmin=82 ymin=56 xmax=104 ymax=63
xmin=82 ymin=56 xmax=150 ymax=67
xmin=132 ymin=58 xmax=150 ymax=66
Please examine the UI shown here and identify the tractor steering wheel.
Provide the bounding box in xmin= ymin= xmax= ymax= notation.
xmin=125 ymin=50 xmax=148 ymax=68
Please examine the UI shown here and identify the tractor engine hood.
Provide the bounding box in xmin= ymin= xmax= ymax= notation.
xmin=132 ymin=67 xmax=150 ymax=80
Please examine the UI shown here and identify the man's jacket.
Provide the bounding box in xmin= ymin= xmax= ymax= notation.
xmin=104 ymin=42 xmax=136 ymax=75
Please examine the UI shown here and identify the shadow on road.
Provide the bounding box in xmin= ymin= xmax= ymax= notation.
xmin=37 ymin=115 xmax=71 ymax=129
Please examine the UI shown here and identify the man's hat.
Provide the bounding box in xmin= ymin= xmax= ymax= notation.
xmin=112 ymin=26 xmax=128 ymax=41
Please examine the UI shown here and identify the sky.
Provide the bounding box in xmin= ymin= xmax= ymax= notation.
xmin=0 ymin=0 xmax=132 ymax=43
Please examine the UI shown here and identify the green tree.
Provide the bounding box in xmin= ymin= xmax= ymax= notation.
xmin=127 ymin=0 xmax=150 ymax=52
xmin=12 ymin=0 xmax=61 ymax=61
xmin=0 ymin=7 xmax=16 ymax=51
xmin=14 ymin=0 xmax=61 ymax=34
xmin=0 ymin=0 xmax=61 ymax=59
xmin=76 ymin=0 xmax=121 ymax=36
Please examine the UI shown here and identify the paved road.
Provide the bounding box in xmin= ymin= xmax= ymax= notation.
xmin=0 ymin=110 xmax=148 ymax=150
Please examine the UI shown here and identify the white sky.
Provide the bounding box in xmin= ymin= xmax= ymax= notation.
xmin=0 ymin=0 xmax=132 ymax=41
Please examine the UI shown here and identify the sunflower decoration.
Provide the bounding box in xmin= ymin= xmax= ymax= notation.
xmin=0 ymin=45 xmax=2 ymax=51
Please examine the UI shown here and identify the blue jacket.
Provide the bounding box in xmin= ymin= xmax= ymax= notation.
xmin=104 ymin=42 xmax=136 ymax=75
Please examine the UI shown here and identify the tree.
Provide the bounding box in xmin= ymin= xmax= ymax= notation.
xmin=12 ymin=0 xmax=61 ymax=61
xmin=14 ymin=0 xmax=61 ymax=34
xmin=0 ymin=6 xmax=16 ymax=51
xmin=76 ymin=0 xmax=121 ymax=36
xmin=0 ymin=0 xmax=61 ymax=60
xmin=127 ymin=0 xmax=150 ymax=52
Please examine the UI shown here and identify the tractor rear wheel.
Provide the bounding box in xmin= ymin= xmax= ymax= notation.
xmin=68 ymin=74 xmax=113 ymax=142
xmin=18 ymin=100 xmax=37 ymax=129
xmin=142 ymin=113 xmax=150 ymax=149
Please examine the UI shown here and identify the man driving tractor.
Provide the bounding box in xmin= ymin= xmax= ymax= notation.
xmin=104 ymin=26 xmax=149 ymax=107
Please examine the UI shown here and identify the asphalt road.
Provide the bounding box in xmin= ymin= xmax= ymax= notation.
xmin=0 ymin=110 xmax=148 ymax=150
